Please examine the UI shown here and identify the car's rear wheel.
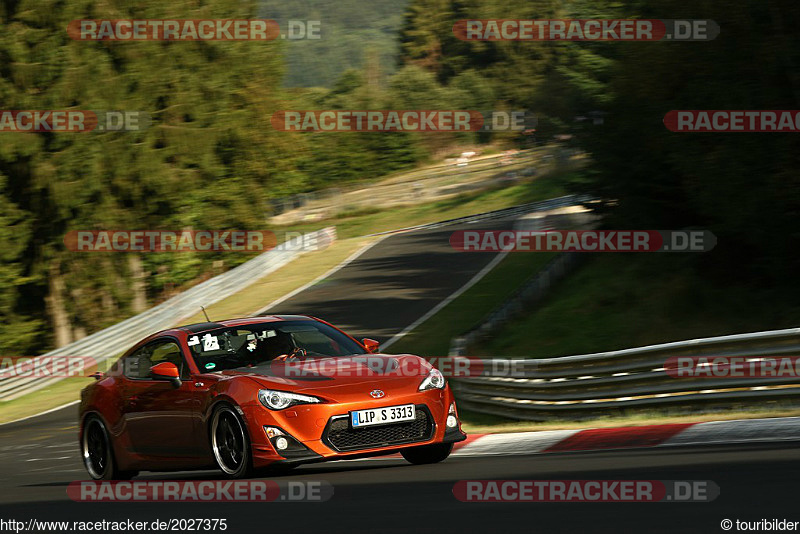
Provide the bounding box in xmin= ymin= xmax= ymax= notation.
xmin=401 ymin=442 xmax=453 ymax=465
xmin=82 ymin=415 xmax=137 ymax=480
xmin=211 ymin=404 xmax=253 ymax=479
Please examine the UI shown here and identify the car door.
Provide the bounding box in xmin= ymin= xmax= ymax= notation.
xmin=120 ymin=338 xmax=202 ymax=459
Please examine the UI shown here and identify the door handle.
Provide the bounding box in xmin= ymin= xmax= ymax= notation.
xmin=194 ymin=382 xmax=204 ymax=387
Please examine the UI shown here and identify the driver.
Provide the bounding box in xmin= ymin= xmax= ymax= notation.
xmin=261 ymin=330 xmax=305 ymax=361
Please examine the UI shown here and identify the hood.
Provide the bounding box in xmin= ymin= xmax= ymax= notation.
xmin=224 ymin=353 xmax=432 ymax=394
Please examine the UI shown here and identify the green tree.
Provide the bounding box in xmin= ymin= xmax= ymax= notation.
xmin=0 ymin=174 xmax=40 ymax=354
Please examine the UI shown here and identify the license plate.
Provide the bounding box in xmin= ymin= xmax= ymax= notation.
xmin=350 ymin=404 xmax=416 ymax=428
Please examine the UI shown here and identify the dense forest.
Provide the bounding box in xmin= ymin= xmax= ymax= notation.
xmin=401 ymin=0 xmax=800 ymax=268
xmin=260 ymin=0 xmax=409 ymax=87
xmin=1 ymin=0 xmax=799 ymax=355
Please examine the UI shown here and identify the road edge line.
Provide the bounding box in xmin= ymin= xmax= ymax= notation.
xmin=0 ymin=400 xmax=80 ymax=427
xmin=381 ymin=250 xmax=510 ymax=351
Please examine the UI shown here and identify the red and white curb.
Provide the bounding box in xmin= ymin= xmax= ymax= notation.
xmin=451 ymin=416 xmax=800 ymax=457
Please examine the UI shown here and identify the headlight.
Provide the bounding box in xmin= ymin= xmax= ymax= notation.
xmin=418 ymin=368 xmax=445 ymax=391
xmin=258 ymin=389 xmax=322 ymax=410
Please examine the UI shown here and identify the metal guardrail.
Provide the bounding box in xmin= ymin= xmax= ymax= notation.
xmin=451 ymin=328 xmax=800 ymax=420
xmin=368 ymin=194 xmax=593 ymax=237
xmin=0 ymin=228 xmax=337 ymax=401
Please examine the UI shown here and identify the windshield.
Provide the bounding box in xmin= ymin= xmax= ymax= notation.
xmin=186 ymin=320 xmax=366 ymax=373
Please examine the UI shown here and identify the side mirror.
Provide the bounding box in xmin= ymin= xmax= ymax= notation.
xmin=362 ymin=338 xmax=380 ymax=354
xmin=150 ymin=362 xmax=181 ymax=387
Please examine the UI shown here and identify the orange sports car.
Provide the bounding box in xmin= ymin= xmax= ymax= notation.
xmin=79 ymin=315 xmax=466 ymax=479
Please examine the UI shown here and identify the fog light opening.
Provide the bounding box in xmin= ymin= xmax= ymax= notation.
xmin=264 ymin=426 xmax=310 ymax=457
xmin=447 ymin=403 xmax=458 ymax=428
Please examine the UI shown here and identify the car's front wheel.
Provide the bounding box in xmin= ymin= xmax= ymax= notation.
xmin=81 ymin=415 xmax=137 ymax=480
xmin=401 ymin=442 xmax=453 ymax=465
xmin=210 ymin=404 xmax=253 ymax=479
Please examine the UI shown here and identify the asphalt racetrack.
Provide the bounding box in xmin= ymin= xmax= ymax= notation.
xmin=1 ymin=217 xmax=798 ymax=533
xmin=263 ymin=219 xmax=515 ymax=343
xmin=1 ymin=408 xmax=798 ymax=534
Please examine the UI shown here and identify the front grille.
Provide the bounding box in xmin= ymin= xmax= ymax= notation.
xmin=324 ymin=405 xmax=434 ymax=452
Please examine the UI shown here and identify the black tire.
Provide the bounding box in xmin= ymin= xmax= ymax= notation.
xmin=401 ymin=442 xmax=453 ymax=465
xmin=210 ymin=404 xmax=253 ymax=479
xmin=82 ymin=415 xmax=137 ymax=480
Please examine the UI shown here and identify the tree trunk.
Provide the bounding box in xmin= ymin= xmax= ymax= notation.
xmin=46 ymin=262 xmax=72 ymax=348
xmin=129 ymin=255 xmax=148 ymax=313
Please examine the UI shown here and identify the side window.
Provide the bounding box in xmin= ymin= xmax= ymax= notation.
xmin=121 ymin=345 xmax=150 ymax=380
xmin=122 ymin=340 xmax=188 ymax=380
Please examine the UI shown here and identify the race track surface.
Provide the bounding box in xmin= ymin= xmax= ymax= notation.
xmin=263 ymin=219 xmax=514 ymax=343
xmin=0 ymin=406 xmax=797 ymax=534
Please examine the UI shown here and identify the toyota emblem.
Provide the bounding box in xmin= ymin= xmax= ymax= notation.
xmin=370 ymin=389 xmax=385 ymax=398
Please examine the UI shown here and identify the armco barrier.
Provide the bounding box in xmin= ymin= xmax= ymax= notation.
xmin=450 ymin=328 xmax=800 ymax=420
xmin=0 ymin=228 xmax=336 ymax=401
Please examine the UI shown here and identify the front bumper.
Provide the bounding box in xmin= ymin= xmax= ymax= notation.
xmin=242 ymin=387 xmax=465 ymax=468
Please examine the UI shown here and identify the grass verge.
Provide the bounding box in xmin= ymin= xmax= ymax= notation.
xmin=474 ymin=253 xmax=800 ymax=359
